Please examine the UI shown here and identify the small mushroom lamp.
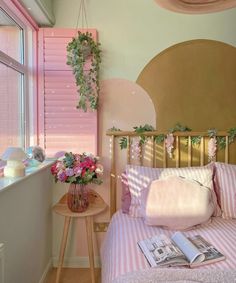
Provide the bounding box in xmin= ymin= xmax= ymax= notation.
xmin=1 ymin=147 xmax=28 ymax=177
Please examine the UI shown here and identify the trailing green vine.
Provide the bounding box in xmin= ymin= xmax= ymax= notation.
xmin=119 ymin=137 xmax=128 ymax=149
xmin=108 ymin=124 xmax=236 ymax=160
xmin=154 ymin=134 xmax=165 ymax=144
xmin=67 ymin=31 xmax=102 ymax=112
xmin=107 ymin=126 xmax=121 ymax=132
xmin=169 ymin=123 xmax=191 ymax=133
xmin=117 ymin=124 xmax=156 ymax=149
xmin=134 ymin=124 xmax=155 ymax=145
xmin=208 ymin=128 xmax=217 ymax=138
xmin=191 ymin=136 xmax=202 ymax=146
xmin=228 ymin=127 xmax=236 ymax=143
xmin=207 ymin=128 xmax=236 ymax=150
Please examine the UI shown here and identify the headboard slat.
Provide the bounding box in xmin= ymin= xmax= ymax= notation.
xmin=176 ymin=136 xmax=180 ymax=168
xmin=110 ymin=135 xmax=116 ymax=217
xmin=152 ymin=136 xmax=156 ymax=167
xmin=127 ymin=136 xmax=131 ymax=164
xmin=200 ymin=137 xmax=205 ymax=166
xmin=188 ymin=136 xmax=192 ymax=167
xmin=225 ymin=136 xmax=229 ymax=164
xmin=163 ymin=141 xmax=167 ymax=168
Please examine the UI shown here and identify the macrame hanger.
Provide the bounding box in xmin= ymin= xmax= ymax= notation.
xmin=82 ymin=0 xmax=88 ymax=29
xmin=75 ymin=0 xmax=88 ymax=35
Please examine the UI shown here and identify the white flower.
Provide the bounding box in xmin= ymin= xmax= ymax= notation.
xmin=84 ymin=152 xmax=94 ymax=157
xmin=95 ymin=164 xmax=103 ymax=175
xmin=165 ymin=133 xmax=175 ymax=158
xmin=131 ymin=137 xmax=141 ymax=159
xmin=208 ymin=137 xmax=217 ymax=161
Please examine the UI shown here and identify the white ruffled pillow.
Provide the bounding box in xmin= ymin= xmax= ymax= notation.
xmin=159 ymin=164 xmax=221 ymax=216
xmin=142 ymin=175 xmax=214 ymax=230
xmin=126 ymin=164 xmax=221 ymax=218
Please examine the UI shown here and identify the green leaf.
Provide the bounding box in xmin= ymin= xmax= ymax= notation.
xmin=217 ymin=137 xmax=226 ymax=150
xmin=139 ymin=135 xmax=147 ymax=145
xmin=169 ymin=123 xmax=191 ymax=133
xmin=107 ymin=126 xmax=121 ymax=132
xmin=119 ymin=137 xmax=128 ymax=149
xmin=208 ymin=128 xmax=217 ymax=138
xmin=154 ymin=134 xmax=165 ymax=144
xmin=191 ymin=136 xmax=202 ymax=147
xmin=133 ymin=124 xmax=155 ymax=133
xmin=228 ymin=127 xmax=236 ymax=144
xmin=63 ymin=152 xmax=75 ymax=167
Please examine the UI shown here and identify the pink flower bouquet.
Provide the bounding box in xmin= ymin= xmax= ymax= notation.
xmin=51 ymin=152 xmax=103 ymax=185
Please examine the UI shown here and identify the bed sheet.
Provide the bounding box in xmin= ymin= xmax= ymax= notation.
xmin=101 ymin=211 xmax=236 ymax=283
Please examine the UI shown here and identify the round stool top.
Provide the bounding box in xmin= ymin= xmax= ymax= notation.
xmin=53 ymin=189 xmax=107 ymax=218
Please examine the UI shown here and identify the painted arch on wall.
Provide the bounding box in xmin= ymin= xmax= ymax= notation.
xmin=154 ymin=0 xmax=236 ymax=14
xmin=136 ymin=39 xmax=236 ymax=131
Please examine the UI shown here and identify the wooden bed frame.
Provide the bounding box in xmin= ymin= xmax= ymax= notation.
xmin=106 ymin=130 xmax=232 ymax=217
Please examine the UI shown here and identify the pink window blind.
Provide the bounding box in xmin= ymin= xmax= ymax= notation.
xmin=38 ymin=28 xmax=98 ymax=157
xmin=0 ymin=25 xmax=23 ymax=155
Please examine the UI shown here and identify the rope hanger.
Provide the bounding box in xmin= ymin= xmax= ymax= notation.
xmin=75 ymin=0 xmax=88 ymax=31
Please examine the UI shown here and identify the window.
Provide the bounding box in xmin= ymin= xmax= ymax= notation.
xmin=0 ymin=3 xmax=36 ymax=156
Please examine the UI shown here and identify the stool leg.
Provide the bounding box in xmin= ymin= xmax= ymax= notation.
xmin=85 ymin=216 xmax=95 ymax=283
xmin=56 ymin=216 xmax=71 ymax=283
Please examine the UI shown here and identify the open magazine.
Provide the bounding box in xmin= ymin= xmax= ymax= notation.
xmin=138 ymin=232 xmax=225 ymax=268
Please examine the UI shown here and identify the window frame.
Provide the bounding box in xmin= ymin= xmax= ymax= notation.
xmin=0 ymin=0 xmax=37 ymax=150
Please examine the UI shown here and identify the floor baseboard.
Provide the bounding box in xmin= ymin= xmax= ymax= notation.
xmin=52 ymin=256 xmax=101 ymax=268
xmin=39 ymin=259 xmax=53 ymax=283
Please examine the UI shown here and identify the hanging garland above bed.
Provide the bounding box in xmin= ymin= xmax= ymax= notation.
xmin=107 ymin=123 xmax=236 ymax=161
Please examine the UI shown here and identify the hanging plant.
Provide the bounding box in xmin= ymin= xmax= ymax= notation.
xmin=67 ymin=31 xmax=102 ymax=112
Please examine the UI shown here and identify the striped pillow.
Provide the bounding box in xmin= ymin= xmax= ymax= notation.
xmin=121 ymin=172 xmax=131 ymax=214
xmin=126 ymin=165 xmax=163 ymax=217
xmin=214 ymin=162 xmax=236 ymax=219
xmin=159 ymin=164 xmax=221 ymax=217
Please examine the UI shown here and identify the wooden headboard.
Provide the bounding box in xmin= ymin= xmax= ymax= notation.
xmin=106 ymin=130 xmax=233 ymax=217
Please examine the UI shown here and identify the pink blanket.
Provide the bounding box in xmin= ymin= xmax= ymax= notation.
xmin=101 ymin=211 xmax=236 ymax=283
xmin=113 ymin=269 xmax=236 ymax=283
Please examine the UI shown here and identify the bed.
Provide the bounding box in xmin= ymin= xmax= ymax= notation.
xmin=101 ymin=130 xmax=236 ymax=283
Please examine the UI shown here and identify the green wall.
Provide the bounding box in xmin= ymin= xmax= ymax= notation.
xmin=52 ymin=0 xmax=236 ymax=82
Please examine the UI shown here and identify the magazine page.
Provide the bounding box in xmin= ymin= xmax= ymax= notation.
xmin=171 ymin=232 xmax=205 ymax=264
xmin=187 ymin=235 xmax=225 ymax=267
xmin=138 ymin=234 xmax=188 ymax=267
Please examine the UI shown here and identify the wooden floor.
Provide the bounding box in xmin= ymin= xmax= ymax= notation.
xmin=45 ymin=268 xmax=101 ymax=283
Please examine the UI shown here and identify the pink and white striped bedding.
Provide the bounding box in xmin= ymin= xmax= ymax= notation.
xmin=101 ymin=211 xmax=236 ymax=283
xmin=214 ymin=162 xmax=236 ymax=219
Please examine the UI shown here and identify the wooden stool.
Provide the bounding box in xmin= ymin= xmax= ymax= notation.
xmin=53 ymin=190 xmax=107 ymax=283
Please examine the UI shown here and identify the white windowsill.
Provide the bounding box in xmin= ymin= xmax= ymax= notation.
xmin=0 ymin=159 xmax=56 ymax=193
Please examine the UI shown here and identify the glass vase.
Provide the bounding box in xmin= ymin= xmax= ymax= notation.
xmin=67 ymin=184 xmax=89 ymax=212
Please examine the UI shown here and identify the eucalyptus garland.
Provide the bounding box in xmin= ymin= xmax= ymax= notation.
xmin=111 ymin=124 xmax=155 ymax=149
xmin=67 ymin=31 xmax=102 ymax=112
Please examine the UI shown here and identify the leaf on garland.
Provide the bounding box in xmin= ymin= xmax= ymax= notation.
xmin=119 ymin=137 xmax=128 ymax=149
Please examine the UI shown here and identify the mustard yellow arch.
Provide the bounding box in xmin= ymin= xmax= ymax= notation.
xmin=136 ymin=39 xmax=236 ymax=131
